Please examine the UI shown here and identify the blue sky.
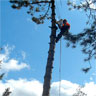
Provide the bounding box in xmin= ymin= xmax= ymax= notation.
xmin=0 ymin=0 xmax=96 ymax=96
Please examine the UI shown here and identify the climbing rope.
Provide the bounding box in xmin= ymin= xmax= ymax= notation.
xmin=55 ymin=1 xmax=63 ymax=95
xmin=59 ymin=39 xmax=62 ymax=96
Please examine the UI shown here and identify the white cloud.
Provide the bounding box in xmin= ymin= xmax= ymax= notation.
xmin=0 ymin=45 xmax=29 ymax=72
xmin=71 ymin=0 xmax=96 ymax=9
xmin=82 ymin=82 xmax=96 ymax=96
xmin=81 ymin=0 xmax=96 ymax=9
xmin=0 ymin=79 xmax=96 ymax=96
xmin=1 ymin=59 xmax=29 ymax=72
xmin=21 ymin=51 xmax=26 ymax=60
xmin=0 ymin=79 xmax=43 ymax=96
xmin=0 ymin=45 xmax=14 ymax=61
xmin=50 ymin=80 xmax=78 ymax=96
xmin=88 ymin=0 xmax=96 ymax=9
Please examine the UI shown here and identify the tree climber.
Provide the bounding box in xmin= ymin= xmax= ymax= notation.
xmin=56 ymin=19 xmax=70 ymax=43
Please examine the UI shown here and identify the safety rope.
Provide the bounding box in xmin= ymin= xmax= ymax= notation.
xmin=55 ymin=1 xmax=62 ymax=95
xmin=59 ymin=39 xmax=62 ymax=96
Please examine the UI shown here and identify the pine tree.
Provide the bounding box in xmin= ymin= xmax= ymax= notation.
xmin=10 ymin=0 xmax=56 ymax=96
xmin=9 ymin=0 xmax=96 ymax=95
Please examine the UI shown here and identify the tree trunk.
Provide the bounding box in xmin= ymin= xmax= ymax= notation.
xmin=42 ymin=0 xmax=56 ymax=96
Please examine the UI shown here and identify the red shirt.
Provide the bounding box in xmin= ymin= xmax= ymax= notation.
xmin=62 ymin=22 xmax=70 ymax=29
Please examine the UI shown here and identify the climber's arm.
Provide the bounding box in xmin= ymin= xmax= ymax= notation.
xmin=56 ymin=22 xmax=61 ymax=29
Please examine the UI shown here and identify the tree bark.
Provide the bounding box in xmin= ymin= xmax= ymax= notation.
xmin=42 ymin=0 xmax=56 ymax=96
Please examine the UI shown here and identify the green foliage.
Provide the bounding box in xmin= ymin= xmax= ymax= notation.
xmin=2 ymin=88 xmax=11 ymax=96
xmin=10 ymin=0 xmax=51 ymax=24
xmin=66 ymin=0 xmax=96 ymax=65
xmin=82 ymin=67 xmax=91 ymax=73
